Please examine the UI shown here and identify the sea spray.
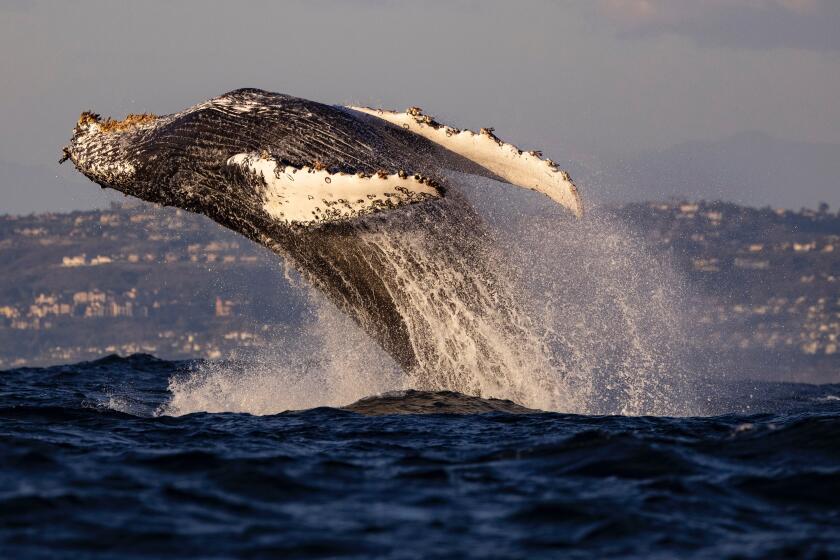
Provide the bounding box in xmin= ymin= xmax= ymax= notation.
xmin=163 ymin=176 xmax=699 ymax=416
xmin=161 ymin=303 xmax=400 ymax=416
xmin=464 ymin=173 xmax=697 ymax=415
xmin=503 ymin=211 xmax=695 ymax=415
xmin=349 ymin=212 xmax=569 ymax=411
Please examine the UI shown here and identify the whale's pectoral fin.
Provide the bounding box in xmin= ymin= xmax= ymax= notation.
xmin=227 ymin=153 xmax=443 ymax=227
xmin=348 ymin=106 xmax=583 ymax=218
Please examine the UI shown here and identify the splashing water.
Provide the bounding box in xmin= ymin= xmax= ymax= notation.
xmin=164 ymin=175 xmax=699 ymax=417
xmin=504 ymin=211 xmax=695 ymax=415
xmin=163 ymin=304 xmax=400 ymax=416
xmin=466 ymin=174 xmax=697 ymax=415
xmin=348 ymin=210 xmax=567 ymax=411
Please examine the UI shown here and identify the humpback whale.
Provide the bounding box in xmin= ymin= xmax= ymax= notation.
xmin=62 ymin=88 xmax=582 ymax=392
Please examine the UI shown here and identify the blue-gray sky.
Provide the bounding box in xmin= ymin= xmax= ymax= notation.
xmin=1 ymin=0 xmax=838 ymax=214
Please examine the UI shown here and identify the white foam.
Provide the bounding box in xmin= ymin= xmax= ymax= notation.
xmin=345 ymin=217 xmax=569 ymax=411
xmin=160 ymin=300 xmax=402 ymax=416
xmin=462 ymin=174 xmax=697 ymax=415
xmin=160 ymin=182 xmax=698 ymax=416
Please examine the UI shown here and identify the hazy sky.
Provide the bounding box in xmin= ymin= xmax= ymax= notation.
xmin=1 ymin=0 xmax=838 ymax=213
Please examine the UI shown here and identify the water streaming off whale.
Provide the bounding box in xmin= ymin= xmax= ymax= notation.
xmin=165 ymin=175 xmax=694 ymax=416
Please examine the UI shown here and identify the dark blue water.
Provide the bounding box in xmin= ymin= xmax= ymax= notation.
xmin=1 ymin=354 xmax=839 ymax=559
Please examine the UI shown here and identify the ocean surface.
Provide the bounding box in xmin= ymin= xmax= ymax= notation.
xmin=1 ymin=354 xmax=839 ymax=559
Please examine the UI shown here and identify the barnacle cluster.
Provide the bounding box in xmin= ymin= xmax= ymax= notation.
xmin=76 ymin=111 xmax=158 ymax=133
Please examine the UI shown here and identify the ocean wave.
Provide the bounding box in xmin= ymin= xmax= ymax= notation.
xmin=2 ymin=356 xmax=839 ymax=558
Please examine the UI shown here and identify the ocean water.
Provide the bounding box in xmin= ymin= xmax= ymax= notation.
xmin=1 ymin=354 xmax=839 ymax=559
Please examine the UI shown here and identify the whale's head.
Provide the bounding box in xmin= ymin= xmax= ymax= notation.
xmin=60 ymin=108 xmax=254 ymax=219
xmin=61 ymin=111 xmax=168 ymax=201
xmin=60 ymin=93 xmax=447 ymax=229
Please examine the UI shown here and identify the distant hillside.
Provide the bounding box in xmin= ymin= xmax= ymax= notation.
xmin=0 ymin=201 xmax=837 ymax=382
xmin=0 ymin=204 xmax=307 ymax=367
xmin=593 ymin=132 xmax=840 ymax=210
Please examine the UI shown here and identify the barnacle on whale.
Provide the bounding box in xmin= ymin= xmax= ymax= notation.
xmin=77 ymin=111 xmax=158 ymax=133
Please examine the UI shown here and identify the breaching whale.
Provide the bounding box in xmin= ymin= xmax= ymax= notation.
xmin=62 ymin=88 xmax=582 ymax=391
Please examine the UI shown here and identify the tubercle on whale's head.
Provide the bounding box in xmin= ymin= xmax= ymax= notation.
xmin=60 ymin=111 xmax=161 ymax=197
xmin=71 ymin=110 xmax=159 ymax=130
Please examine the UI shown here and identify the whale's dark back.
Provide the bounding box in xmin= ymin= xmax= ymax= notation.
xmin=138 ymin=88 xmax=444 ymax=183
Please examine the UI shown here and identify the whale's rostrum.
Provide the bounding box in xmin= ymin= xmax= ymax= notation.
xmin=62 ymin=88 xmax=583 ymax=397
